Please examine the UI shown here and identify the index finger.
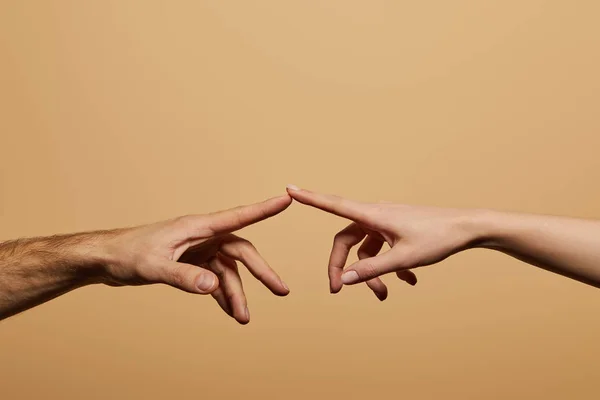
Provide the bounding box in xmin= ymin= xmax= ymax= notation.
xmin=202 ymin=195 xmax=292 ymax=235
xmin=286 ymin=185 xmax=369 ymax=223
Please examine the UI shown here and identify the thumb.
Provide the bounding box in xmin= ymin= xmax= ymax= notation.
xmin=156 ymin=261 xmax=219 ymax=294
xmin=340 ymin=247 xmax=409 ymax=285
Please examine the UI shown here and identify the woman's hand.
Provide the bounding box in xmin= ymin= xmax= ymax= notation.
xmin=286 ymin=186 xmax=480 ymax=300
xmin=287 ymin=185 xmax=600 ymax=295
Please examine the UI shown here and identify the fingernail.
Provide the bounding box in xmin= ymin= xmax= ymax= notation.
xmin=281 ymin=280 xmax=290 ymax=292
xmin=341 ymin=270 xmax=359 ymax=285
xmin=245 ymin=306 xmax=250 ymax=321
xmin=286 ymin=184 xmax=300 ymax=191
xmin=197 ymin=274 xmax=216 ymax=292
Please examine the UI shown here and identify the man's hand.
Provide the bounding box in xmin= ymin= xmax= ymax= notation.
xmin=0 ymin=195 xmax=292 ymax=323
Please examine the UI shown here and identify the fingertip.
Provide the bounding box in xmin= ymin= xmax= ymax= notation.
xmin=279 ymin=193 xmax=294 ymax=205
xmin=266 ymin=194 xmax=293 ymax=208
xmin=265 ymin=281 xmax=291 ymax=297
xmin=195 ymin=273 xmax=219 ymax=294
xmin=376 ymin=291 xmax=388 ymax=301
xmin=279 ymin=280 xmax=291 ymax=296
xmin=263 ymin=279 xmax=290 ymax=297
xmin=286 ymin=191 xmax=300 ymax=202
xmin=376 ymin=285 xmax=389 ymax=301
xmin=273 ymin=287 xmax=290 ymax=297
xmin=286 ymin=185 xmax=308 ymax=201
xmin=396 ymin=271 xmax=418 ymax=286
xmin=408 ymin=271 xmax=418 ymax=285
xmin=366 ymin=279 xmax=388 ymax=301
xmin=231 ymin=304 xmax=250 ymax=324
xmin=341 ymin=270 xmax=360 ymax=285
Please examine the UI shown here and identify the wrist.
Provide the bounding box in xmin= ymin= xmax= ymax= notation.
xmin=70 ymin=234 xmax=112 ymax=284
xmin=461 ymin=208 xmax=511 ymax=250
xmin=70 ymin=230 xmax=128 ymax=285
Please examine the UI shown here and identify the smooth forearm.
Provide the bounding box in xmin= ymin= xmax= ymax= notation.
xmin=0 ymin=233 xmax=108 ymax=320
xmin=471 ymin=209 xmax=600 ymax=287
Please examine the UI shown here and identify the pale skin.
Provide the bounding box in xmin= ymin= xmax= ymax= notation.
xmin=286 ymin=185 xmax=600 ymax=300
xmin=0 ymin=195 xmax=292 ymax=323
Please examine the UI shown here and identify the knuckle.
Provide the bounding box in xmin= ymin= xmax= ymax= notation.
xmin=229 ymin=261 xmax=239 ymax=273
xmin=359 ymin=261 xmax=379 ymax=280
xmin=357 ymin=248 xmax=369 ymax=259
xmin=333 ymin=231 xmax=353 ymax=246
xmin=254 ymin=270 xmax=266 ymax=281
xmin=168 ymin=264 xmax=188 ymax=287
xmin=235 ymin=239 xmax=254 ymax=257
xmin=210 ymin=261 xmax=226 ymax=277
xmin=174 ymin=215 xmax=205 ymax=234
xmin=174 ymin=215 xmax=193 ymax=228
xmin=226 ymin=291 xmax=237 ymax=303
xmin=333 ymin=231 xmax=345 ymax=243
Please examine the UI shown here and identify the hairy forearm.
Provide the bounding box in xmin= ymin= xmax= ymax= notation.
xmin=0 ymin=232 xmax=108 ymax=320
xmin=472 ymin=210 xmax=600 ymax=287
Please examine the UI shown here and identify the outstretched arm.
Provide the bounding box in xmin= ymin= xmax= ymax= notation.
xmin=0 ymin=195 xmax=292 ymax=323
xmin=287 ymin=185 xmax=600 ymax=298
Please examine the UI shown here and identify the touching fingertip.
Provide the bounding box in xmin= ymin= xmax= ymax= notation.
xmin=286 ymin=184 xmax=301 ymax=191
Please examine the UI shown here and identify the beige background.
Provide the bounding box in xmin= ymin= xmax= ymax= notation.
xmin=1 ymin=1 xmax=600 ymax=399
